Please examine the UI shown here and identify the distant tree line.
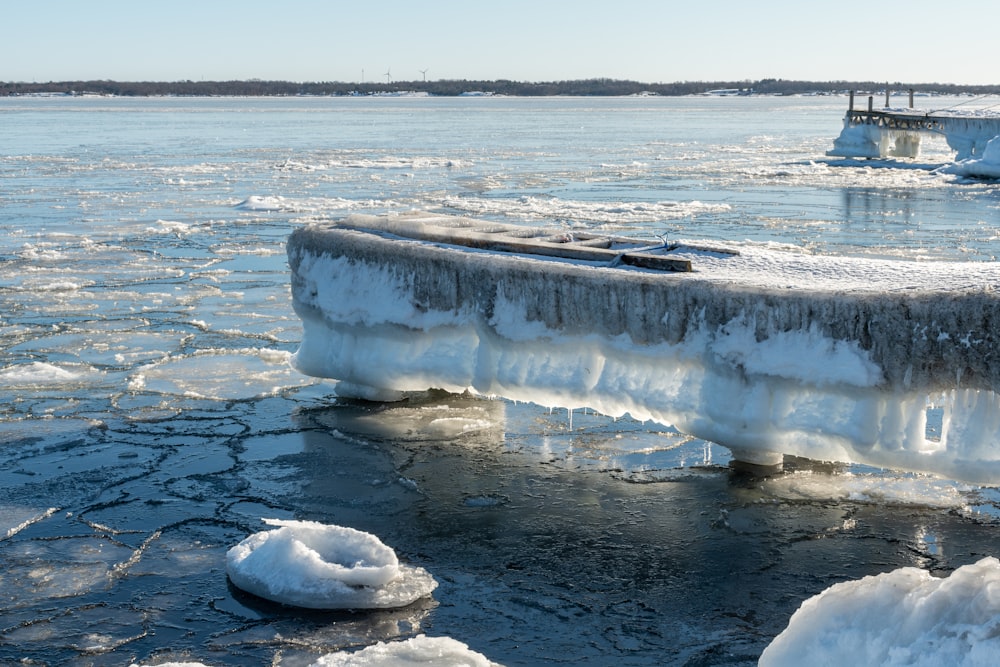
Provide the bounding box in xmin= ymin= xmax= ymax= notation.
xmin=2 ymin=78 xmax=998 ymax=98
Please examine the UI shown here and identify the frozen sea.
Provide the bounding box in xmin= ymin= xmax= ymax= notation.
xmin=2 ymin=93 xmax=1000 ymax=666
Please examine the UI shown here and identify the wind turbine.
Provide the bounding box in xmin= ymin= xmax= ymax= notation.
xmin=419 ymin=68 xmax=428 ymax=82
xmin=384 ymin=68 xmax=391 ymax=84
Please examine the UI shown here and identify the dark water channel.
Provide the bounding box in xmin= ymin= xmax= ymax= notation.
xmin=0 ymin=388 xmax=995 ymax=666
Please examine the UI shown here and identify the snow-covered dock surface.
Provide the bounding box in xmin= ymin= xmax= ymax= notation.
xmin=289 ymin=212 xmax=1000 ymax=484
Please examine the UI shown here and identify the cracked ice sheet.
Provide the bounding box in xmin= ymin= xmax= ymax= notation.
xmin=0 ymin=387 xmax=999 ymax=666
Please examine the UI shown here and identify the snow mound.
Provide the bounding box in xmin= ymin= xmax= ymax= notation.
xmin=226 ymin=519 xmax=437 ymax=609
xmin=309 ymin=635 xmax=503 ymax=667
xmin=760 ymin=557 xmax=1000 ymax=666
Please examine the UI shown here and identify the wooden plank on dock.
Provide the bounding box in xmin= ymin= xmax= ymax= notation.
xmin=336 ymin=214 xmax=694 ymax=272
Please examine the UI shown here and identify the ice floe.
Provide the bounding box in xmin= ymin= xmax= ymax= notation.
xmin=226 ymin=519 xmax=437 ymax=609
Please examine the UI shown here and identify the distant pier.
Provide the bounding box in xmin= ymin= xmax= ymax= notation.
xmin=828 ymin=90 xmax=1000 ymax=160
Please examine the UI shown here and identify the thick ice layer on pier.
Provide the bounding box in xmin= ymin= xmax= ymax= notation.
xmin=288 ymin=213 xmax=1000 ymax=483
xmin=829 ymin=122 xmax=922 ymax=159
xmin=829 ymin=107 xmax=1000 ymax=161
xmin=939 ymin=115 xmax=1000 ymax=161
xmin=944 ymin=135 xmax=1000 ymax=179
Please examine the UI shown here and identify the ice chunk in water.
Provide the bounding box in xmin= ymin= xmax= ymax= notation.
xmin=226 ymin=519 xmax=437 ymax=609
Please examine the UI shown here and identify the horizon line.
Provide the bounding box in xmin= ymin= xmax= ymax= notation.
xmin=2 ymin=77 xmax=998 ymax=88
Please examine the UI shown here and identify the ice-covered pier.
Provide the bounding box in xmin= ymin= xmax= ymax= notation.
xmin=288 ymin=212 xmax=1000 ymax=484
xmin=828 ymin=92 xmax=1000 ymax=160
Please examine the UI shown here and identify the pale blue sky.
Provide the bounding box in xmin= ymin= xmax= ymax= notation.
xmin=6 ymin=1 xmax=998 ymax=85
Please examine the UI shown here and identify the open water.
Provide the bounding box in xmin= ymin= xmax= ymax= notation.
xmin=2 ymin=93 xmax=1000 ymax=666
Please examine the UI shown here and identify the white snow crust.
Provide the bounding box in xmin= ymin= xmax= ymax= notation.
xmin=226 ymin=519 xmax=437 ymax=609
xmin=130 ymin=639 xmax=503 ymax=667
xmin=760 ymin=557 xmax=1000 ymax=667
xmin=288 ymin=212 xmax=1000 ymax=482
xmin=309 ymin=634 xmax=503 ymax=667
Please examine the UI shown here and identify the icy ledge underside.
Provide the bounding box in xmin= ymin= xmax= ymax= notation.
xmin=288 ymin=219 xmax=1000 ymax=484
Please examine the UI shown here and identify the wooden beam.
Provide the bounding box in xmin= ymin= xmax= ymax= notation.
xmin=336 ymin=216 xmax=695 ymax=272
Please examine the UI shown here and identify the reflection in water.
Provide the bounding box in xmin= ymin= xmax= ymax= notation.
xmin=218 ymin=582 xmax=438 ymax=654
xmin=286 ymin=391 xmax=1000 ymax=665
xmin=0 ymin=378 xmax=995 ymax=664
xmin=842 ymin=187 xmax=917 ymax=227
xmin=838 ymin=184 xmax=1000 ymax=260
xmin=305 ymin=390 xmax=509 ymax=445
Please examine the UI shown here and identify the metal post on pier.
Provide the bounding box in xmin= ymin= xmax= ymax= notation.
xmin=909 ymin=89 xmax=914 ymax=109
xmin=885 ymin=84 xmax=890 ymax=108
xmin=868 ymin=96 xmax=873 ymax=113
xmin=849 ymin=90 xmax=854 ymax=111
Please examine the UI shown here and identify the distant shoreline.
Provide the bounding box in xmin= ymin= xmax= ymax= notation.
xmin=2 ymin=78 xmax=998 ymax=98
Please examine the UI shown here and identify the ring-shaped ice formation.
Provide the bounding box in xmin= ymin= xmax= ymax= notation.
xmin=226 ymin=519 xmax=437 ymax=609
